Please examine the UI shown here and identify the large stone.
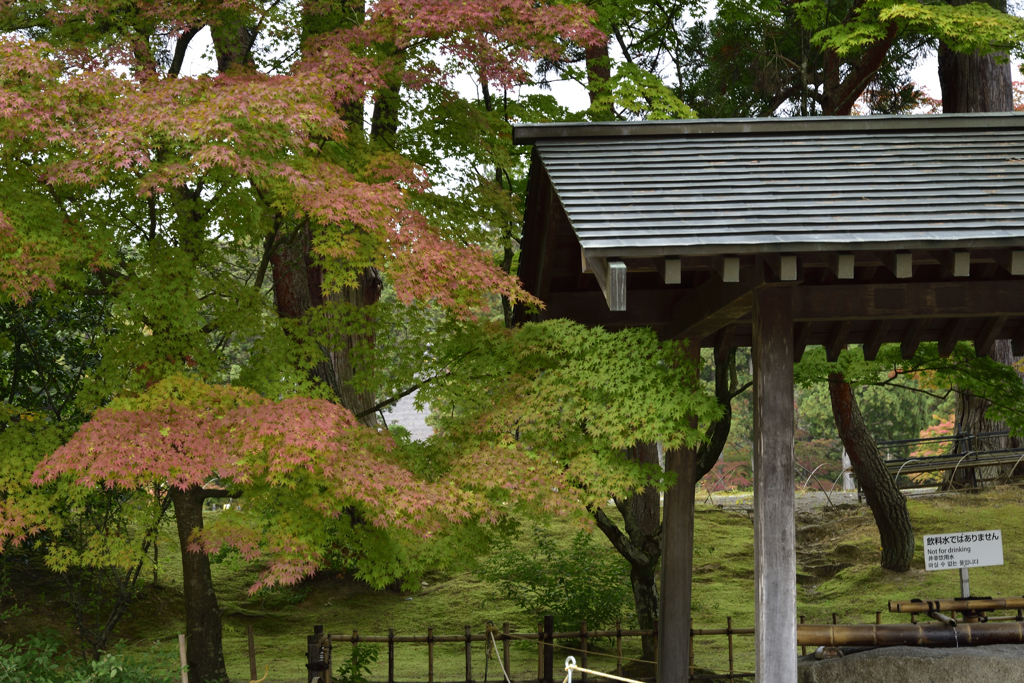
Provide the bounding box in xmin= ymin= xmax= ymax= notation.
xmin=797 ymin=644 xmax=1024 ymax=682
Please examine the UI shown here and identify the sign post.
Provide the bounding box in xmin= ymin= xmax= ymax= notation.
xmin=923 ymin=530 xmax=1003 ymax=598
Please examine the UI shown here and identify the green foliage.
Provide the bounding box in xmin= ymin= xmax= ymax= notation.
xmin=335 ymin=643 xmax=382 ymax=683
xmin=480 ymin=527 xmax=633 ymax=632
xmin=0 ymin=633 xmax=178 ymax=683
xmin=418 ymin=319 xmax=721 ymax=513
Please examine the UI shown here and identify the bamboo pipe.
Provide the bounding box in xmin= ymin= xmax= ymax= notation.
xmin=798 ymin=622 xmax=1024 ymax=648
xmin=889 ymin=598 xmax=1024 ymax=614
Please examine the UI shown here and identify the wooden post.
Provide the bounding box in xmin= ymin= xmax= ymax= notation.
xmin=688 ymin=618 xmax=694 ymax=678
xmin=247 ymin=625 xmax=257 ymax=682
xmin=543 ymin=615 xmax=554 ymax=683
xmin=615 ymin=620 xmax=622 ymax=676
xmin=465 ymin=625 xmax=473 ymax=683
xmin=752 ymin=287 xmax=797 ymax=682
xmin=537 ymin=621 xmax=543 ymax=683
xmin=428 ymin=627 xmax=434 ymax=683
xmin=503 ymin=623 xmax=511 ymax=678
xmin=178 ymin=634 xmax=188 ymax=683
xmin=388 ymin=629 xmax=395 ymax=683
xmin=657 ymin=339 xmax=699 ymax=683
xmin=580 ymin=621 xmax=588 ymax=683
xmin=726 ymin=617 xmax=734 ymax=675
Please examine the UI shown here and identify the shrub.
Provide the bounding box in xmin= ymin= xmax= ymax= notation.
xmin=481 ymin=526 xmax=633 ymax=632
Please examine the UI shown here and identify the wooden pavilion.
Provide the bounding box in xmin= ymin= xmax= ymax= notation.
xmin=512 ymin=113 xmax=1024 ymax=682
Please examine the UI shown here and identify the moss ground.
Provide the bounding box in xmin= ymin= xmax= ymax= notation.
xmin=4 ymin=487 xmax=1024 ymax=681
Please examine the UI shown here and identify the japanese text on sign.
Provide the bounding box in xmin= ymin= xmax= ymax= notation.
xmin=923 ymin=530 xmax=1003 ymax=571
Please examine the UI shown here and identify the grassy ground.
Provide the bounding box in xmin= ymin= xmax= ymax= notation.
xmin=4 ymin=486 xmax=1024 ymax=681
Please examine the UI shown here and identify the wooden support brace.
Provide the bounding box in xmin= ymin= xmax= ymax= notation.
xmin=901 ymin=318 xmax=930 ymax=359
xmin=827 ymin=253 xmax=856 ymax=280
xmin=793 ymin=322 xmax=812 ymax=363
xmin=864 ymin=319 xmax=891 ymax=361
xmin=825 ymin=321 xmax=851 ymax=362
xmin=880 ymin=251 xmax=913 ymax=279
xmin=718 ymin=255 xmax=741 ymax=283
xmin=659 ymin=257 xmax=682 ymax=285
xmin=938 ymin=318 xmax=967 ymax=358
xmin=975 ymin=316 xmax=1008 ymax=357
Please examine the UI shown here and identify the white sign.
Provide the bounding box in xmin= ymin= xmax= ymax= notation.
xmin=923 ymin=530 xmax=1004 ymax=571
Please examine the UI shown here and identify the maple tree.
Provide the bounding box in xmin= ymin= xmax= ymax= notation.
xmin=0 ymin=1 xmax=608 ymax=680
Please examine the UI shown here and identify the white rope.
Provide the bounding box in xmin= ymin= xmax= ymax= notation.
xmin=564 ymin=656 xmax=645 ymax=683
xmin=488 ymin=631 xmax=513 ymax=683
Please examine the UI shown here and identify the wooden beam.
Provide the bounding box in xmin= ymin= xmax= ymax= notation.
xmin=658 ymin=340 xmax=699 ymax=683
xmin=606 ymin=260 xmax=627 ymax=311
xmin=996 ymin=249 xmax=1024 ymax=276
xmin=826 ymin=253 xmax=855 ymax=280
xmin=825 ymin=321 xmax=851 ymax=362
xmin=938 ymin=318 xmax=968 ymax=358
xmin=975 ymin=316 xmax=1008 ymax=357
xmin=718 ymin=255 xmax=740 ymax=283
xmin=584 ymin=255 xmax=627 ymax=312
xmin=751 ymin=287 xmax=797 ymax=682
xmin=901 ymin=318 xmax=930 ymax=359
xmin=932 ymin=250 xmax=970 ymax=278
xmin=666 ymin=267 xmax=767 ymax=341
xmin=879 ymin=251 xmax=913 ymax=279
xmin=864 ymin=319 xmax=891 ymax=361
xmin=659 ymin=257 xmax=682 ymax=285
xmin=793 ymin=322 xmax=812 ymax=363
xmin=714 ymin=325 xmax=735 ymax=365
xmin=793 ymin=281 xmax=1024 ymax=321
xmin=765 ymin=254 xmax=799 ymax=282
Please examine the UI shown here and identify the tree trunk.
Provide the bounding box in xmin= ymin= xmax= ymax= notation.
xmin=829 ymin=374 xmax=914 ymax=572
xmin=592 ymin=442 xmax=661 ymax=661
xmin=170 ymin=486 xmax=228 ymax=683
xmin=938 ymin=0 xmax=1012 ymax=115
xmin=585 ymin=40 xmax=613 ymax=120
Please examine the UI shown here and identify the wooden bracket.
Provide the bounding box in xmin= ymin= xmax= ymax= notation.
xmin=764 ymin=254 xmax=799 ymax=282
xmin=659 ymin=257 xmax=682 ymax=285
xmin=864 ymin=319 xmax=891 ymax=361
xmin=718 ymin=255 xmax=741 ymax=283
xmin=826 ymin=253 xmax=856 ymax=280
xmin=901 ymin=318 xmax=930 ymax=359
xmin=935 ymin=250 xmax=971 ymax=278
xmin=793 ymin=322 xmax=812 ymax=363
xmin=880 ymin=251 xmax=913 ymax=279
xmin=825 ymin=321 xmax=851 ymax=362
xmin=938 ymin=318 xmax=967 ymax=358
xmin=974 ymin=316 xmax=1008 ymax=357
xmin=583 ymin=254 xmax=627 ymax=312
xmin=996 ymin=249 xmax=1024 ymax=276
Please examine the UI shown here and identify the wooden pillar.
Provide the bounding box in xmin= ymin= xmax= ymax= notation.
xmin=657 ymin=340 xmax=699 ymax=683
xmin=752 ymin=288 xmax=797 ymax=682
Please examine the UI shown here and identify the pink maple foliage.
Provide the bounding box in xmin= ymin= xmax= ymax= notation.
xmin=33 ymin=376 xmax=477 ymax=590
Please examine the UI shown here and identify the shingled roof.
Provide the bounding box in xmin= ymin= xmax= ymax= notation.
xmin=515 ymin=114 xmax=1024 ymax=257
xmin=513 ymin=113 xmax=1024 ymax=358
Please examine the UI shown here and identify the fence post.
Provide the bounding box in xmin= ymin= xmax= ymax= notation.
xmin=687 ymin=619 xmax=694 ymax=679
xmin=307 ymin=625 xmax=327 ymax=683
xmin=726 ymin=616 xmax=734 ymax=676
xmin=615 ymin=620 xmax=622 ymax=677
xmin=178 ymin=634 xmax=188 ymax=683
xmin=543 ymin=615 xmax=554 ymax=683
xmin=389 ymin=629 xmax=396 ymax=683
xmin=465 ymin=625 xmax=473 ymax=683
xmin=580 ymin=621 xmax=587 ymax=683
xmin=247 ymin=625 xmax=257 ymax=682
xmin=428 ymin=627 xmax=435 ymax=683
xmin=799 ymin=616 xmax=806 ymax=656
xmin=537 ymin=621 xmax=543 ymax=683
